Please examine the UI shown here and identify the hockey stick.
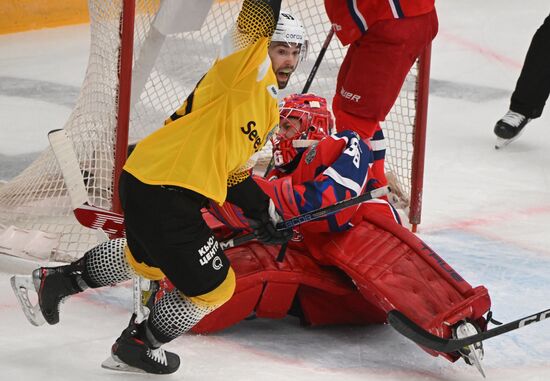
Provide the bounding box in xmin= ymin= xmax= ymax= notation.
xmin=48 ymin=129 xmax=90 ymax=209
xmin=275 ymin=186 xmax=389 ymax=230
xmin=73 ymin=203 xmax=125 ymax=239
xmin=223 ymin=185 xmax=389 ymax=252
xmin=263 ymin=26 xmax=336 ymax=177
xmin=301 ymin=26 xmax=335 ymax=94
xmin=387 ymin=308 xmax=550 ymax=353
xmin=48 ymin=129 xmax=123 ymax=240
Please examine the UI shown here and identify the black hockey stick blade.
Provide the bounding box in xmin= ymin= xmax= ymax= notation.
xmin=387 ymin=310 xmax=462 ymax=352
xmin=388 ymin=308 xmax=550 ymax=353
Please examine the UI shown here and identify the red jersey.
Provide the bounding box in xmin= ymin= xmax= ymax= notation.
xmin=324 ymin=0 xmax=435 ymax=45
xmin=208 ymin=130 xmax=398 ymax=235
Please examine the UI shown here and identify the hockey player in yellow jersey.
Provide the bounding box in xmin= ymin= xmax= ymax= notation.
xmin=124 ymin=5 xmax=307 ymax=203
xmin=21 ymin=0 xmax=306 ymax=375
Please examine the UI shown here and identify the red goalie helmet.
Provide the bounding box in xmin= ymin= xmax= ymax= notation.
xmin=272 ymin=93 xmax=334 ymax=169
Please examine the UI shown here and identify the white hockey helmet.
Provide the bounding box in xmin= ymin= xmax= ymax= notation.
xmin=271 ymin=10 xmax=308 ymax=60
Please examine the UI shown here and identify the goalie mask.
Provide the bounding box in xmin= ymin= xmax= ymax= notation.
xmin=272 ymin=93 xmax=333 ymax=169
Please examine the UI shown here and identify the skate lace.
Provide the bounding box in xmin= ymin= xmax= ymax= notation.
xmin=501 ymin=110 xmax=526 ymax=128
xmin=147 ymin=347 xmax=168 ymax=366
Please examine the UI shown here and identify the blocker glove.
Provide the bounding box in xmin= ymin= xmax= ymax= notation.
xmin=226 ymin=176 xmax=293 ymax=245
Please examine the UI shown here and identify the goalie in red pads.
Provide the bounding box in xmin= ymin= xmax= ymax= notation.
xmin=191 ymin=93 xmax=491 ymax=371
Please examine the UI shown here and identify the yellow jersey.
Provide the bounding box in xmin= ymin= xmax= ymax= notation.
xmin=123 ymin=37 xmax=279 ymax=204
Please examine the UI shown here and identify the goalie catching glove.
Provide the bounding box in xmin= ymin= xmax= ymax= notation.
xmin=226 ymin=175 xmax=292 ymax=245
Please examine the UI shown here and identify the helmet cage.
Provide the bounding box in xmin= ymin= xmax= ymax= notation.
xmin=272 ymin=94 xmax=333 ymax=168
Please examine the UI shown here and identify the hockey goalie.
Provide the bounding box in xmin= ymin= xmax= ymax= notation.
xmin=189 ymin=93 xmax=491 ymax=374
xmin=10 ymin=93 xmax=491 ymax=375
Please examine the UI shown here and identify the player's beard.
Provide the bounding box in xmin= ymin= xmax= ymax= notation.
xmin=275 ymin=66 xmax=295 ymax=89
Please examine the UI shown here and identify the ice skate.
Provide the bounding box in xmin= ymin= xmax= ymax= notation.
xmin=11 ymin=264 xmax=86 ymax=326
xmin=453 ymin=321 xmax=486 ymax=377
xmin=10 ymin=273 xmax=45 ymax=326
xmin=494 ymin=110 xmax=531 ymax=149
xmin=386 ymin=171 xmax=410 ymax=213
xmin=102 ymin=317 xmax=180 ymax=374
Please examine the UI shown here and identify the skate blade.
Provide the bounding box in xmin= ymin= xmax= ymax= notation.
xmin=495 ymin=137 xmax=513 ymax=149
xmin=101 ymin=355 xmax=147 ymax=374
xmin=494 ymin=131 xmax=524 ymax=149
xmin=465 ymin=343 xmax=486 ymax=378
xmin=10 ymin=275 xmax=45 ymax=326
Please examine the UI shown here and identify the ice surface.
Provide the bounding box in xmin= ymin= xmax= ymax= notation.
xmin=1 ymin=1 xmax=549 ymax=380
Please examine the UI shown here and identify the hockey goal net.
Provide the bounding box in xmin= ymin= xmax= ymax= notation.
xmin=0 ymin=0 xmax=430 ymax=263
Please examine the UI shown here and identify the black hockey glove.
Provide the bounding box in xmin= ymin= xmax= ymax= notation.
xmin=226 ymin=176 xmax=292 ymax=245
xmin=245 ymin=200 xmax=293 ymax=245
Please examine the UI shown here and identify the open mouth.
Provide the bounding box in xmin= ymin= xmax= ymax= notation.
xmin=276 ymin=68 xmax=293 ymax=84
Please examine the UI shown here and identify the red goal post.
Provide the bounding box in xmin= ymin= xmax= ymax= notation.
xmin=0 ymin=0 xmax=431 ymax=262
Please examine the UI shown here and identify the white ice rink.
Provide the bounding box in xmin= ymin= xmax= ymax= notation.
xmin=1 ymin=1 xmax=550 ymax=380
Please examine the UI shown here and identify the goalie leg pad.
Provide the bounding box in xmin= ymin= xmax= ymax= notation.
xmin=297 ymin=285 xmax=388 ymax=326
xmin=192 ymin=242 xmax=374 ymax=334
xmin=317 ymin=212 xmax=491 ymax=360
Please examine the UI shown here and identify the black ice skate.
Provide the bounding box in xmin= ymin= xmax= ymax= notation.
xmin=11 ymin=263 xmax=87 ymax=326
xmin=453 ymin=320 xmax=485 ymax=377
xmin=494 ymin=110 xmax=531 ymax=149
xmin=102 ymin=317 xmax=180 ymax=374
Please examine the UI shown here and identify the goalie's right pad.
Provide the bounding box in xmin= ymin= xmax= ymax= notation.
xmin=310 ymin=208 xmax=491 ymax=362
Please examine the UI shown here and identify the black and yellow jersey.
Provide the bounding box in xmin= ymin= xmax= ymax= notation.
xmin=124 ymin=1 xmax=281 ymax=204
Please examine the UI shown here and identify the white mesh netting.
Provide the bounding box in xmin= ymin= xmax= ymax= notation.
xmin=0 ymin=0 xmax=427 ymax=261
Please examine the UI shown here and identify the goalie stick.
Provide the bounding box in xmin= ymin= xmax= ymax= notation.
xmin=275 ymin=186 xmax=389 ymax=230
xmin=68 ymin=184 xmax=388 ymax=266
xmin=387 ymin=308 xmax=550 ymax=353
